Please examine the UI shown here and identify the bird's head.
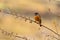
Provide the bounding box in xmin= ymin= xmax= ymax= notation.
xmin=34 ymin=12 xmax=39 ymax=16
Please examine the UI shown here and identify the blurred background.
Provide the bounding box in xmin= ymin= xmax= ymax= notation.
xmin=0 ymin=0 xmax=60 ymax=40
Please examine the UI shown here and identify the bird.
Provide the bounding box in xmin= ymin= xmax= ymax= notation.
xmin=34 ymin=12 xmax=42 ymax=27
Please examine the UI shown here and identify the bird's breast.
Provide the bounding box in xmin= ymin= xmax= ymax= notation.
xmin=34 ymin=16 xmax=40 ymax=21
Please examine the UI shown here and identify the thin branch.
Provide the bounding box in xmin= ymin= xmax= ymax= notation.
xmin=41 ymin=25 xmax=60 ymax=36
xmin=0 ymin=28 xmax=28 ymax=40
xmin=2 ymin=8 xmax=60 ymax=37
xmin=11 ymin=14 xmax=60 ymax=37
xmin=18 ymin=15 xmax=60 ymax=36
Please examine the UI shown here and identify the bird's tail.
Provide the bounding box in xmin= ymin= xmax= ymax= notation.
xmin=39 ymin=19 xmax=42 ymax=27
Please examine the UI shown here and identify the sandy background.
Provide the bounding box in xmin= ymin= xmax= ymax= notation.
xmin=0 ymin=0 xmax=60 ymax=40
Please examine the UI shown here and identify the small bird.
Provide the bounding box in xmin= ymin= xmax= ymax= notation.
xmin=34 ymin=12 xmax=42 ymax=26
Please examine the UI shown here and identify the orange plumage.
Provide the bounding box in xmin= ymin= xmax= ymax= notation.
xmin=34 ymin=16 xmax=41 ymax=21
xmin=34 ymin=12 xmax=42 ymax=27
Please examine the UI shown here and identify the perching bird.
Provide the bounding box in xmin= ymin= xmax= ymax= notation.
xmin=34 ymin=12 xmax=42 ymax=26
